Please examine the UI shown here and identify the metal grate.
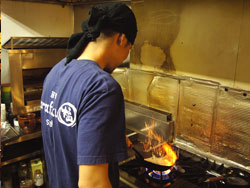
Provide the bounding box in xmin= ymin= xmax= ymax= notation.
xmin=2 ymin=37 xmax=69 ymax=49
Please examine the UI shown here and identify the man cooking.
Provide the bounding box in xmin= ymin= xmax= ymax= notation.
xmin=41 ymin=2 xmax=137 ymax=188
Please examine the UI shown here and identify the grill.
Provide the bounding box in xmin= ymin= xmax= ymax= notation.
xmin=3 ymin=37 xmax=68 ymax=114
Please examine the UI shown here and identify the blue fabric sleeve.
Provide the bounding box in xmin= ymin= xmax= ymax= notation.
xmin=77 ymin=84 xmax=127 ymax=165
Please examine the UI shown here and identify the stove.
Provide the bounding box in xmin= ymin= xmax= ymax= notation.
xmin=121 ymin=101 xmax=250 ymax=188
xmin=119 ymin=148 xmax=250 ymax=188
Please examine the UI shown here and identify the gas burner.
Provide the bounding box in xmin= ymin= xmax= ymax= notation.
xmin=226 ymin=176 xmax=249 ymax=186
xmin=119 ymin=147 xmax=250 ymax=188
xmin=141 ymin=166 xmax=178 ymax=187
xmin=146 ymin=169 xmax=172 ymax=180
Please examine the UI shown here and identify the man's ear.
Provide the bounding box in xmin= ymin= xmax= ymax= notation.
xmin=117 ymin=33 xmax=126 ymax=46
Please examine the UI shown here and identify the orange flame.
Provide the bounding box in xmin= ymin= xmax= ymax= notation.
xmin=161 ymin=142 xmax=177 ymax=166
xmin=143 ymin=120 xmax=177 ymax=166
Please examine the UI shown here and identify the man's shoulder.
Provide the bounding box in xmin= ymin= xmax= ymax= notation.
xmin=93 ymin=70 xmax=121 ymax=93
xmin=77 ymin=61 xmax=120 ymax=92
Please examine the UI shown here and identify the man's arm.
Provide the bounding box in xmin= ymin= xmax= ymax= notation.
xmin=78 ymin=163 xmax=112 ymax=188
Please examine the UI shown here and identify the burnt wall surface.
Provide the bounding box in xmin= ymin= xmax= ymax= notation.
xmin=130 ymin=0 xmax=250 ymax=91
xmin=112 ymin=68 xmax=250 ymax=171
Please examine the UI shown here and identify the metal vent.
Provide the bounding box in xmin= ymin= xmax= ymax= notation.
xmin=3 ymin=37 xmax=69 ymax=49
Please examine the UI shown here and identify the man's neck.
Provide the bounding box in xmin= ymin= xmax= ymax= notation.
xmin=77 ymin=36 xmax=116 ymax=71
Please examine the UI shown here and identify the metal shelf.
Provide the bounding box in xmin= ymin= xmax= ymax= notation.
xmin=1 ymin=126 xmax=43 ymax=167
xmin=2 ymin=126 xmax=42 ymax=146
xmin=4 ymin=130 xmax=42 ymax=146
xmin=1 ymin=150 xmax=42 ymax=167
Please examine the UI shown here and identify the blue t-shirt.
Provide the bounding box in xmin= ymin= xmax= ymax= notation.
xmin=41 ymin=58 xmax=127 ymax=188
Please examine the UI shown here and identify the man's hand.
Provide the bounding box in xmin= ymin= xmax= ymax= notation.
xmin=126 ymin=135 xmax=134 ymax=148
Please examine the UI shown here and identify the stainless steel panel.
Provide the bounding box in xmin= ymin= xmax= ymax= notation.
xmin=176 ymin=79 xmax=219 ymax=152
xmin=148 ymin=74 xmax=180 ymax=120
xmin=112 ymin=68 xmax=129 ymax=99
xmin=8 ymin=48 xmax=66 ymax=114
xmin=21 ymin=49 xmax=66 ymax=69
xmin=127 ymin=69 xmax=154 ymax=106
xmin=9 ymin=53 xmax=26 ymax=114
xmin=7 ymin=49 xmax=66 ymax=69
xmin=125 ymin=101 xmax=174 ymax=143
xmin=211 ymin=87 xmax=250 ymax=167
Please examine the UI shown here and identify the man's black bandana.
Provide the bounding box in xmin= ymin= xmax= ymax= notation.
xmin=65 ymin=2 xmax=137 ymax=65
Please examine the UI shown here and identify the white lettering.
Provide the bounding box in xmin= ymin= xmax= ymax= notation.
xmin=54 ymin=108 xmax=58 ymax=118
xmin=44 ymin=103 xmax=49 ymax=113
xmin=41 ymin=100 xmax=77 ymax=128
xmin=46 ymin=119 xmax=53 ymax=127
xmin=49 ymin=101 xmax=54 ymax=117
xmin=40 ymin=101 xmax=44 ymax=109
xmin=50 ymin=91 xmax=57 ymax=99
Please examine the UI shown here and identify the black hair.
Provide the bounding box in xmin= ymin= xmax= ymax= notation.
xmin=101 ymin=29 xmax=117 ymax=38
xmin=65 ymin=2 xmax=137 ymax=65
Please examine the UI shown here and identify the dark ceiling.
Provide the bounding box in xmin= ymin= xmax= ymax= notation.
xmin=4 ymin=0 xmax=130 ymax=6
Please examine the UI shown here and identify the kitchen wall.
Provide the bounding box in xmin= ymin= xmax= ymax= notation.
xmin=130 ymin=0 xmax=250 ymax=91
xmin=1 ymin=1 xmax=74 ymax=84
xmin=73 ymin=5 xmax=91 ymax=33
xmin=113 ymin=0 xmax=250 ymax=171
